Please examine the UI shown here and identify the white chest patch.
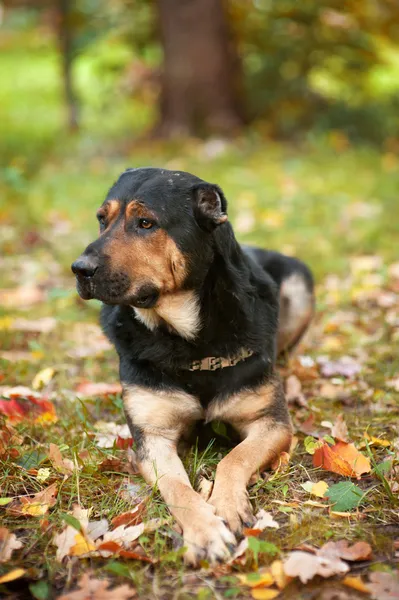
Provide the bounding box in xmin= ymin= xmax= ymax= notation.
xmin=134 ymin=290 xmax=201 ymax=340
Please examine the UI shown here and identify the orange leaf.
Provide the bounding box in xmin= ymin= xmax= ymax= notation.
xmin=313 ymin=441 xmax=370 ymax=479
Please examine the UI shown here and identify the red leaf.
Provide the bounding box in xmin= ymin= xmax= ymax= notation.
xmin=0 ymin=387 xmax=57 ymax=424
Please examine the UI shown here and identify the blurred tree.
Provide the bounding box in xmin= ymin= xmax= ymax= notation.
xmin=153 ymin=0 xmax=244 ymax=137
xmin=56 ymin=0 xmax=79 ymax=130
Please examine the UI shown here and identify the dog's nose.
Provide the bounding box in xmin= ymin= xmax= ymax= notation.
xmin=71 ymin=257 xmax=98 ymax=278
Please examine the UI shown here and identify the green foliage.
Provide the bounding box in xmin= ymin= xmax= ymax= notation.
xmin=228 ymin=0 xmax=399 ymax=140
xmin=325 ymin=481 xmax=365 ymax=512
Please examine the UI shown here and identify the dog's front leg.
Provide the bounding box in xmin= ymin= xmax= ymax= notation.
xmin=206 ymin=377 xmax=292 ymax=535
xmin=123 ymin=385 xmax=236 ymax=565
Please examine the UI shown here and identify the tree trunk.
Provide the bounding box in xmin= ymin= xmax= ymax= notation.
xmin=155 ymin=0 xmax=244 ymax=138
xmin=56 ymin=0 xmax=79 ymax=131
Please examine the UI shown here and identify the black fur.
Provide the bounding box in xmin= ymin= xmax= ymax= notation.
xmin=74 ymin=167 xmax=314 ymax=413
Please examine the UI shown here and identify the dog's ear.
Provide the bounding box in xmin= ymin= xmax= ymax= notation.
xmin=192 ymin=183 xmax=228 ymax=231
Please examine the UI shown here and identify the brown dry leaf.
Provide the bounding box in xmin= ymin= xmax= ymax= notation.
xmin=313 ymin=441 xmax=371 ymax=479
xmin=285 ymin=374 xmax=309 ymax=408
xmin=58 ymin=572 xmax=136 ymax=600
xmin=319 ymin=382 xmax=347 ymax=401
xmin=319 ymin=540 xmax=372 ymax=561
xmin=368 ymin=570 xmax=399 ymax=600
xmin=7 ymin=483 xmax=58 ymax=517
xmin=331 ymin=414 xmax=350 ymax=443
xmin=0 ymin=527 xmax=22 ymax=562
xmin=283 ymin=550 xmax=349 ymax=583
xmin=271 ymin=451 xmax=290 ymax=472
xmin=0 ymin=423 xmax=22 ymax=457
xmin=49 ymin=443 xmax=74 ymax=475
xmin=111 ymin=503 xmax=145 ymax=529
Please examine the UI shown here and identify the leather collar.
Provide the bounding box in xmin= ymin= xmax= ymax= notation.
xmin=184 ymin=348 xmax=254 ymax=371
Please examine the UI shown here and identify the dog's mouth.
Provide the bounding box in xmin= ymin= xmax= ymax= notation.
xmin=75 ymin=275 xmax=159 ymax=308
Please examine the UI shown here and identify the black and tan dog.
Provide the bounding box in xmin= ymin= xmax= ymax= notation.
xmin=72 ymin=167 xmax=314 ymax=565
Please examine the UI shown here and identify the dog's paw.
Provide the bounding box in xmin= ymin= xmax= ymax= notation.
xmin=182 ymin=505 xmax=236 ymax=566
xmin=208 ymin=488 xmax=255 ymax=536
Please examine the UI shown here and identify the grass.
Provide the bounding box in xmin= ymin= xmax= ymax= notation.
xmin=0 ymin=18 xmax=399 ymax=600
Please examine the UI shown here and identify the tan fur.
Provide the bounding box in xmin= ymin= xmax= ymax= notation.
xmin=98 ymin=199 xmax=187 ymax=297
xmin=208 ymin=419 xmax=292 ymax=531
xmin=206 ymin=381 xmax=276 ymax=425
xmin=123 ymin=384 xmax=203 ymax=440
xmin=134 ymin=290 xmax=201 ymax=340
xmin=278 ymin=273 xmax=314 ymax=352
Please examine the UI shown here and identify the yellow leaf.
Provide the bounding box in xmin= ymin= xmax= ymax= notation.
xmin=311 ymin=481 xmax=329 ymax=498
xmin=237 ymin=571 xmax=274 ymax=588
xmin=70 ymin=532 xmax=96 ymax=556
xmin=270 ymin=560 xmax=291 ymax=590
xmin=32 ymin=367 xmax=55 ymax=390
xmin=343 ymin=575 xmax=370 ymax=593
xmin=21 ymin=502 xmax=49 ymax=517
xmin=37 ymin=468 xmax=51 ymax=483
xmin=0 ymin=568 xmax=26 ymax=583
xmin=363 ymin=433 xmax=390 ymax=447
xmin=251 ymin=589 xmax=280 ymax=600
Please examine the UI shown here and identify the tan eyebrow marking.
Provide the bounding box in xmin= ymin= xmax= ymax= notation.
xmin=126 ymin=199 xmax=157 ymax=220
xmin=96 ymin=199 xmax=121 ymax=226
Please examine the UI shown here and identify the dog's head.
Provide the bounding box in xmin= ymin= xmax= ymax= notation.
xmin=71 ymin=168 xmax=228 ymax=307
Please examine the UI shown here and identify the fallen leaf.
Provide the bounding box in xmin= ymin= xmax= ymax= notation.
xmin=94 ymin=422 xmax=132 ymax=449
xmin=325 ymin=481 xmax=364 ymax=512
xmin=0 ymin=568 xmax=26 ymax=584
xmin=0 ymin=387 xmax=57 ymax=424
xmin=270 ymin=559 xmax=291 ymax=589
xmin=7 ymin=483 xmax=58 ymax=517
xmin=11 ymin=317 xmax=56 ymax=333
xmin=331 ymin=414 xmax=350 ymax=443
xmin=252 ymin=510 xmax=279 ymax=530
xmin=111 ymin=503 xmax=145 ymax=529
xmin=285 ymin=374 xmax=309 ymax=407
xmin=49 ymin=443 xmax=74 ymax=475
xmin=237 ymin=570 xmax=274 ymax=588
xmin=343 ymin=575 xmax=370 ymax=593
xmin=313 ymin=441 xmax=371 ymax=478
xmin=0 ymin=527 xmax=22 ymax=562
xmin=37 ymin=468 xmax=51 ymax=483
xmin=304 ymin=436 xmax=324 ymax=455
xmin=301 ymin=480 xmax=329 ymax=498
xmin=251 ymin=590 xmax=279 ymax=600
xmin=76 ymin=382 xmax=122 ymax=398
xmin=319 ymin=540 xmax=372 ymax=561
xmin=270 ymin=451 xmax=290 ymax=472
xmin=57 ymin=572 xmax=136 ymax=600
xmin=362 ymin=433 xmax=390 ymax=447
xmin=367 ymin=570 xmax=399 ymax=600
xmin=319 ymin=356 xmax=362 ymax=379
xmin=283 ymin=550 xmax=349 ymax=583
xmin=0 ymin=286 xmax=45 ymax=308
xmin=32 ymin=367 xmax=55 ymax=390
xmin=102 ymin=523 xmax=145 ymax=548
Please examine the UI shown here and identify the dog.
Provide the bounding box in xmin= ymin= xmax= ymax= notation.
xmin=72 ymin=167 xmax=314 ymax=565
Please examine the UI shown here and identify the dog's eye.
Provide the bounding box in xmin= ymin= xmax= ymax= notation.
xmin=97 ymin=215 xmax=106 ymax=229
xmin=138 ymin=218 xmax=153 ymax=230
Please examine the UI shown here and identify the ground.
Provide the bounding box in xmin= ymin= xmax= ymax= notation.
xmin=0 ymin=22 xmax=399 ymax=600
